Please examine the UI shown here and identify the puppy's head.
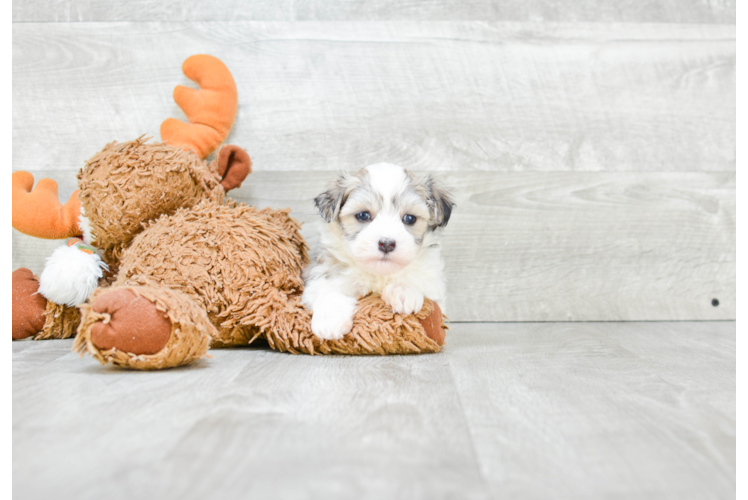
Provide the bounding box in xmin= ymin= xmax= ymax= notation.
xmin=315 ymin=163 xmax=454 ymax=276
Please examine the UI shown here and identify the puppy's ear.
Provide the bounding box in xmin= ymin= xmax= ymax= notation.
xmin=425 ymin=176 xmax=455 ymax=229
xmin=314 ymin=173 xmax=350 ymax=223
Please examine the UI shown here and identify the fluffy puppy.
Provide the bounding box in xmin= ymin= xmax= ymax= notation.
xmin=302 ymin=162 xmax=454 ymax=340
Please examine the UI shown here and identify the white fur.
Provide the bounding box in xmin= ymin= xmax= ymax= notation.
xmin=305 ymin=276 xmax=359 ymax=340
xmin=367 ymin=162 xmax=407 ymax=201
xmin=38 ymin=245 xmax=107 ymax=306
xmin=302 ymin=163 xmax=451 ymax=340
xmin=78 ymin=207 xmax=95 ymax=246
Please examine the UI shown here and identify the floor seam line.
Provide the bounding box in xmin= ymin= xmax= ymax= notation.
xmin=444 ymin=352 xmax=495 ymax=500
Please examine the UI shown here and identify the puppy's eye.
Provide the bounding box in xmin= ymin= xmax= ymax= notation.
xmin=356 ymin=211 xmax=371 ymax=222
xmin=402 ymin=214 xmax=417 ymax=225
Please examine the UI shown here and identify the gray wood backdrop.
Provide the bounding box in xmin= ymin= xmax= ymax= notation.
xmin=11 ymin=2 xmax=735 ymax=322
xmin=12 ymin=0 xmax=737 ymax=23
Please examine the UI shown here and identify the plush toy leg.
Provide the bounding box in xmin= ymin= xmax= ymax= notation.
xmin=12 ymin=268 xmax=82 ymax=340
xmin=37 ymin=302 xmax=82 ymax=340
xmin=259 ymin=294 xmax=447 ymax=355
xmin=12 ymin=268 xmax=48 ymax=339
xmin=74 ymin=286 xmax=215 ymax=370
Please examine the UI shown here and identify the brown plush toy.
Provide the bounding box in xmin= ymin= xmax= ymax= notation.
xmin=11 ymin=55 xmax=447 ymax=370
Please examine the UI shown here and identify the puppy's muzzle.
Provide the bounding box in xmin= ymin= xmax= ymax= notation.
xmin=378 ymin=239 xmax=396 ymax=254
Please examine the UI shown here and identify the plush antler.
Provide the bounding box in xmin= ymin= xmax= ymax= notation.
xmin=160 ymin=55 xmax=238 ymax=160
xmin=12 ymin=171 xmax=82 ymax=239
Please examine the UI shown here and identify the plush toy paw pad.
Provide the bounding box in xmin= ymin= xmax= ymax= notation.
xmin=419 ymin=301 xmax=446 ymax=346
xmin=89 ymin=289 xmax=172 ymax=355
xmin=381 ymin=283 xmax=424 ymax=315
xmin=12 ymin=268 xmax=48 ymax=340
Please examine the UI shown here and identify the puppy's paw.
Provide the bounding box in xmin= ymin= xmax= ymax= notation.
xmin=310 ymin=295 xmax=357 ymax=340
xmin=382 ymin=283 xmax=424 ymax=315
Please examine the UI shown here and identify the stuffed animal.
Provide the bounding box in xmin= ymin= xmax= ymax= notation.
xmin=11 ymin=55 xmax=446 ymax=369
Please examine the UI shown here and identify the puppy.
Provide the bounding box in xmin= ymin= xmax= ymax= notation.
xmin=301 ymin=162 xmax=454 ymax=340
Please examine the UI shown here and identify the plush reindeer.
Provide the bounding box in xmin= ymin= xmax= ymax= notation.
xmin=12 ymin=55 xmax=446 ymax=370
xmin=13 ymin=55 xmax=251 ymax=342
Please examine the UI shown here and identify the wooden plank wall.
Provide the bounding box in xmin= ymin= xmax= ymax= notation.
xmin=730 ymin=51 xmax=748 ymax=319
xmin=11 ymin=3 xmax=736 ymax=322
xmin=12 ymin=0 xmax=736 ymax=23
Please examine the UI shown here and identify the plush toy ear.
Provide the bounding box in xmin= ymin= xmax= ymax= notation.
xmin=12 ymin=171 xmax=83 ymax=239
xmin=160 ymin=55 xmax=238 ymax=160
xmin=216 ymin=145 xmax=251 ymax=191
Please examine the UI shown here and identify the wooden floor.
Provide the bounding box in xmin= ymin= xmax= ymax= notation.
xmin=13 ymin=321 xmax=735 ymax=500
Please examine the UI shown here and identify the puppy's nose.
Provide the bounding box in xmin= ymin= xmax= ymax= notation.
xmin=378 ymin=239 xmax=396 ymax=254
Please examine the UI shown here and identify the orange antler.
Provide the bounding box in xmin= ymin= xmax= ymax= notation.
xmin=12 ymin=171 xmax=82 ymax=239
xmin=160 ymin=55 xmax=238 ymax=160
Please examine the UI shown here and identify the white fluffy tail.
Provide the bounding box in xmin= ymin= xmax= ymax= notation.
xmin=38 ymin=239 xmax=108 ymax=306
